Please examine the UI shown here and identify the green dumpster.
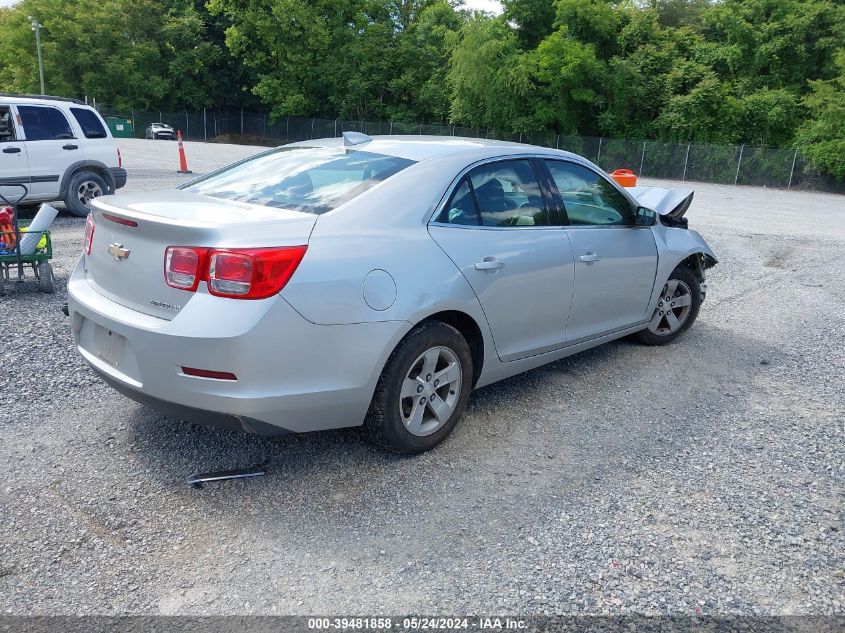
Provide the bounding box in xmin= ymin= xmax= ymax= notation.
xmin=105 ymin=116 xmax=134 ymax=138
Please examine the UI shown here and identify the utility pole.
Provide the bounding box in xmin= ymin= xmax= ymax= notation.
xmin=29 ymin=17 xmax=45 ymax=95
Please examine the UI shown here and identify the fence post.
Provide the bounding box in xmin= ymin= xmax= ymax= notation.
xmin=334 ymin=119 xmax=337 ymax=137
xmin=519 ymin=132 xmax=522 ymax=143
xmin=596 ymin=137 xmax=603 ymax=166
xmin=159 ymin=110 xmax=162 ymax=123
xmin=185 ymin=112 xmax=189 ymax=140
xmin=639 ymin=141 xmax=646 ymax=176
xmin=787 ymin=149 xmax=798 ymax=190
xmin=311 ymin=117 xmax=315 ymax=139
xmin=682 ymin=142 xmax=691 ymax=181
xmin=389 ymin=120 xmax=393 ymax=135
xmin=734 ymin=144 xmax=745 ymax=185
xmin=131 ymin=109 xmax=135 ymax=138
xmin=203 ymin=108 xmax=207 ymax=142
xmin=419 ymin=123 xmax=423 ymax=135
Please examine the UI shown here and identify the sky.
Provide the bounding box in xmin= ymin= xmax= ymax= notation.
xmin=3 ymin=0 xmax=504 ymax=12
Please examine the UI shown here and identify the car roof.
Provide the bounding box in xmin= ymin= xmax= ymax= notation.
xmin=289 ymin=135 xmax=585 ymax=163
xmin=0 ymin=95 xmax=90 ymax=108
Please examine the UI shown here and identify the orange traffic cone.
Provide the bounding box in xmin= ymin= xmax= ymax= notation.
xmin=176 ymin=130 xmax=192 ymax=174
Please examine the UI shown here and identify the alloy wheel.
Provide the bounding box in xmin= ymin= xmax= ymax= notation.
xmin=647 ymin=278 xmax=693 ymax=335
xmin=77 ymin=181 xmax=104 ymax=208
xmin=399 ymin=346 xmax=462 ymax=437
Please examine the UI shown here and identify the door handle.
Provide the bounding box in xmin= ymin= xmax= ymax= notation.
xmin=474 ymin=258 xmax=505 ymax=271
xmin=579 ymin=253 xmax=601 ymax=263
xmin=62 ymin=144 xmax=79 ymax=150
xmin=2 ymin=147 xmax=21 ymax=154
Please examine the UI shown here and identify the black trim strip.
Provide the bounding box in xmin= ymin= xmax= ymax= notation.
xmin=0 ymin=174 xmax=59 ymax=185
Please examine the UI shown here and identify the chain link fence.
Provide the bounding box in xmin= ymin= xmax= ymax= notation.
xmin=99 ymin=106 xmax=843 ymax=194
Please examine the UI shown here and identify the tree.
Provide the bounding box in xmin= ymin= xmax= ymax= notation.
xmin=502 ymin=0 xmax=555 ymax=49
xmin=796 ymin=50 xmax=845 ymax=178
xmin=0 ymin=0 xmax=226 ymax=109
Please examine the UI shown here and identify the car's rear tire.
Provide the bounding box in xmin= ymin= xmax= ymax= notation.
xmin=64 ymin=171 xmax=109 ymax=217
xmin=363 ymin=321 xmax=473 ymax=454
xmin=634 ymin=265 xmax=701 ymax=346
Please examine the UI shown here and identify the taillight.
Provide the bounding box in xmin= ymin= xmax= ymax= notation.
xmin=165 ymin=246 xmax=208 ymax=292
xmin=117 ymin=148 xmax=122 ymax=168
xmin=84 ymin=213 xmax=95 ymax=255
xmin=163 ymin=246 xmax=307 ymax=299
xmin=207 ymin=247 xmax=307 ymax=299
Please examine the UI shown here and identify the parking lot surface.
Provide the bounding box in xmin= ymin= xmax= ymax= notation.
xmin=1 ymin=138 xmax=843 ymax=615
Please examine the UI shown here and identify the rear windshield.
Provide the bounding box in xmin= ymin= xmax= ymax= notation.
xmin=182 ymin=147 xmax=415 ymax=214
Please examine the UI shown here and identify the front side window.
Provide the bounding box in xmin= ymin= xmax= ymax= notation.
xmin=18 ymin=105 xmax=74 ymax=141
xmin=70 ymin=108 xmax=108 ymax=139
xmin=0 ymin=107 xmax=16 ymax=141
xmin=545 ymin=160 xmax=633 ymax=226
xmin=183 ymin=147 xmax=415 ymax=214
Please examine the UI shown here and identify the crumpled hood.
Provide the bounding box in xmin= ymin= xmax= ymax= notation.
xmin=628 ymin=186 xmax=694 ymax=217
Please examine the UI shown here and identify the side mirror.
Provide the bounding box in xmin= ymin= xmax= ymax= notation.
xmin=634 ymin=206 xmax=657 ymax=226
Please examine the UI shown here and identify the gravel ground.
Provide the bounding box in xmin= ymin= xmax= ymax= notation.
xmin=0 ymin=138 xmax=843 ymax=616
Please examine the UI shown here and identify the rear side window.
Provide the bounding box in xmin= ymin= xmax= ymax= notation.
xmin=183 ymin=147 xmax=415 ymax=214
xmin=18 ymin=105 xmax=74 ymax=141
xmin=436 ymin=179 xmax=479 ymax=225
xmin=70 ymin=108 xmax=108 ymax=139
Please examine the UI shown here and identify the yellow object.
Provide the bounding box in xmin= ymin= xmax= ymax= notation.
xmin=20 ymin=227 xmax=48 ymax=250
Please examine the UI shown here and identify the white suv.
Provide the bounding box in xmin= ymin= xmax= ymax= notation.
xmin=0 ymin=94 xmax=126 ymax=217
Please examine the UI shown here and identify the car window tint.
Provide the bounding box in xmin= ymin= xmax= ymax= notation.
xmin=18 ymin=105 xmax=74 ymax=141
xmin=182 ymin=147 xmax=415 ymax=214
xmin=70 ymin=108 xmax=108 ymax=139
xmin=436 ymin=178 xmax=479 ymax=225
xmin=0 ymin=107 xmax=16 ymax=141
xmin=468 ymin=160 xmax=547 ymax=227
xmin=545 ymin=160 xmax=633 ymax=226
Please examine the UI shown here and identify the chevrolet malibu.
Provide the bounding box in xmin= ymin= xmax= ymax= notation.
xmin=68 ymin=134 xmax=717 ymax=454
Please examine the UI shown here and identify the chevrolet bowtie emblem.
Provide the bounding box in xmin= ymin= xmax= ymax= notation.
xmin=108 ymin=243 xmax=130 ymax=261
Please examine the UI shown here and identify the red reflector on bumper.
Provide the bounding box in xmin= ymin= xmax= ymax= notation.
xmin=181 ymin=367 xmax=237 ymax=381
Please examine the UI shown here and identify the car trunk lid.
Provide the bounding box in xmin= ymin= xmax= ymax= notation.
xmin=84 ymin=189 xmax=317 ymax=319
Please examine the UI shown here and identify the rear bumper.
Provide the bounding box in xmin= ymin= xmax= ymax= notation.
xmin=67 ymin=259 xmax=409 ymax=434
xmin=109 ymin=167 xmax=127 ymax=191
xmin=98 ymin=373 xmax=290 ymax=436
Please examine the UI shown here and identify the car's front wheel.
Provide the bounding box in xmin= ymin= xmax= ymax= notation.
xmin=65 ymin=171 xmax=109 ymax=217
xmin=635 ymin=265 xmax=702 ymax=345
xmin=363 ymin=321 xmax=473 ymax=454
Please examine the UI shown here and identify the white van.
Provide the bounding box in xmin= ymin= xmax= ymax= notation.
xmin=0 ymin=94 xmax=126 ymax=216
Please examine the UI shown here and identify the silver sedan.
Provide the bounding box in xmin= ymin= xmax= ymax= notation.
xmin=67 ymin=134 xmax=717 ymax=453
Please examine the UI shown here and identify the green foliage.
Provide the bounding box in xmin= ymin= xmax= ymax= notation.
xmin=502 ymin=0 xmax=556 ymax=49
xmin=796 ymin=51 xmax=845 ymax=178
xmin=0 ymin=0 xmax=841 ymax=178
xmin=0 ymin=0 xmax=227 ymax=109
